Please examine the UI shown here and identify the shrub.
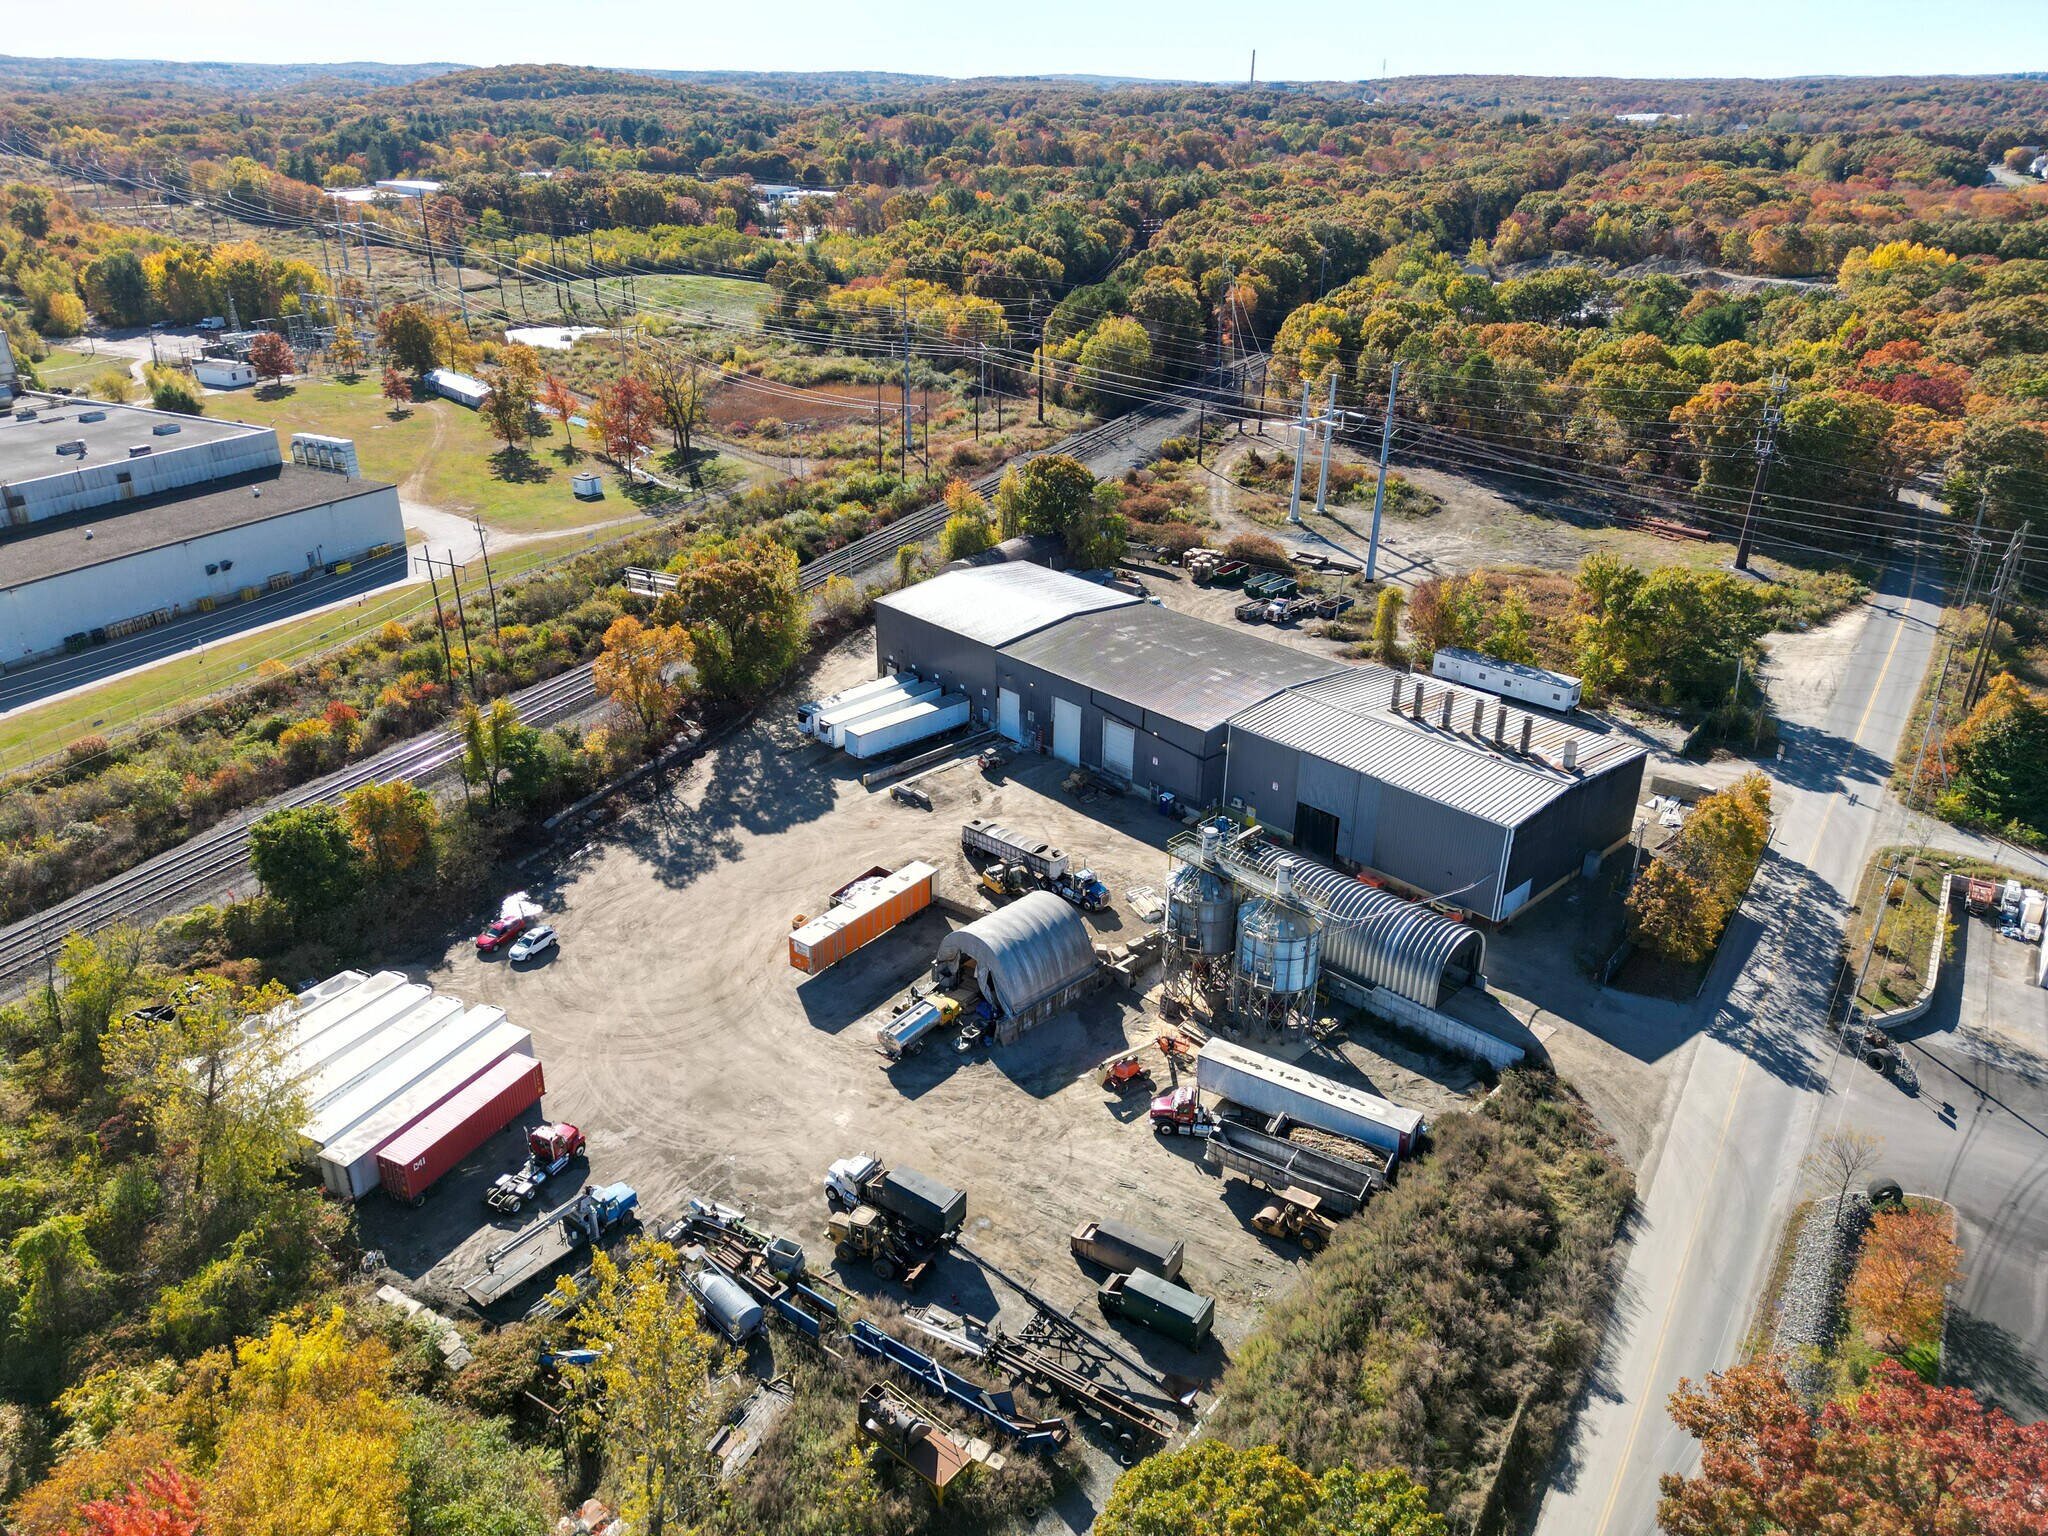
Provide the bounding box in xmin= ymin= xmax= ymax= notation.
xmin=1224 ymin=531 xmax=1292 ymax=570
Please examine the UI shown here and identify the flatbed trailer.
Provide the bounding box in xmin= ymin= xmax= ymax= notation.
xmin=462 ymin=1183 xmax=637 ymax=1308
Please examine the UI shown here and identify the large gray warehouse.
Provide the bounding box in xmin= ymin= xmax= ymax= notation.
xmin=0 ymin=392 xmax=403 ymax=665
xmin=875 ymin=565 xmax=1648 ymax=924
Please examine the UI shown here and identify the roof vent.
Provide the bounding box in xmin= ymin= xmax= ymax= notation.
xmin=127 ymin=444 xmax=152 ymax=458
xmin=13 ymin=408 xmax=36 ymax=421
xmin=1437 ymin=693 xmax=1453 ymax=730
xmin=1275 ymin=863 xmax=1295 ymax=901
xmin=1562 ymin=739 xmax=1579 ymax=771
xmin=151 ymin=422 xmax=181 ymax=437
xmin=1518 ymin=715 xmax=1533 ymax=754
xmin=1471 ymin=698 xmax=1486 ymax=734
xmin=1390 ymin=675 xmax=1404 ymax=711
xmin=55 ymin=440 xmax=86 ymax=457
xmin=77 ymin=410 xmax=107 ymax=423
xmin=1493 ymin=702 xmax=1507 ymax=744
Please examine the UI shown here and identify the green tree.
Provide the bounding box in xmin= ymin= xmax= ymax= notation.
xmin=21 ymin=925 xmax=150 ymax=1089
xmin=1947 ymin=674 xmax=2048 ymax=832
xmin=144 ymin=364 xmax=202 ymax=416
xmin=1010 ymin=452 xmax=1103 ymax=559
xmin=1075 ymin=315 xmax=1156 ymax=411
xmin=376 ymin=302 xmax=441 ymax=377
xmin=658 ymin=537 xmax=807 ymax=704
xmin=459 ymin=700 xmax=549 ymax=811
xmin=1097 ymin=1442 xmax=1445 ymax=1536
xmin=480 ymin=364 xmax=537 ymax=451
xmin=8 ymin=1215 xmax=106 ymax=1352
xmin=103 ymin=974 xmax=305 ymax=1227
xmin=397 ymin=1397 xmax=561 ymax=1536
xmin=938 ymin=478 xmax=993 ymax=561
xmin=249 ymin=804 xmax=363 ymax=921
xmin=554 ymin=1241 xmax=721 ymax=1536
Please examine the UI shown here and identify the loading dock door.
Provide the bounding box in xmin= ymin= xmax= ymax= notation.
xmin=1294 ymin=803 xmax=1341 ymax=861
xmin=997 ymin=688 xmax=1022 ymax=742
xmin=1102 ymin=717 xmax=1136 ymax=780
xmin=1052 ymin=698 xmax=1082 ymax=765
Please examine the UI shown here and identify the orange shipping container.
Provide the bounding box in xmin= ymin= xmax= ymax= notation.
xmin=789 ymin=862 xmax=937 ymax=973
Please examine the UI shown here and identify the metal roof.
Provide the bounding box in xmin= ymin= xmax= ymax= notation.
xmin=936 ymin=891 xmax=1097 ymax=1019
xmin=999 ymin=604 xmax=1346 ymax=732
xmin=1230 ymin=664 xmax=1645 ymax=828
xmin=1239 ymin=844 xmax=1485 ymax=1009
xmin=876 ymin=563 xmax=1139 ymax=648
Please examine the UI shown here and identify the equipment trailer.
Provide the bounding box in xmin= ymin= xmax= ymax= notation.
xmin=462 ymin=1182 xmax=638 ymax=1308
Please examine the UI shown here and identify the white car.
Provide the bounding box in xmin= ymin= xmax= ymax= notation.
xmin=508 ymin=924 xmax=557 ymax=962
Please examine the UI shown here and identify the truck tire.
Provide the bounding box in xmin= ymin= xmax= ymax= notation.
xmin=835 ymin=1242 xmax=856 ymax=1264
xmin=410 ymin=1192 xmax=426 ymax=1209
xmin=872 ymin=1256 xmax=899 ymax=1283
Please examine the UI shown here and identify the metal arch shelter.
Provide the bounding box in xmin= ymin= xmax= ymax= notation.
xmin=935 ymin=891 xmax=1096 ymax=1019
xmin=1239 ymin=845 xmax=1486 ymax=1010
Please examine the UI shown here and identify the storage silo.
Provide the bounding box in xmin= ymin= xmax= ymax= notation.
xmin=1229 ymin=863 xmax=1322 ymax=1037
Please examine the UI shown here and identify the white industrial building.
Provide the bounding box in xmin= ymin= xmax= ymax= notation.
xmin=0 ymin=392 xmax=403 ymax=664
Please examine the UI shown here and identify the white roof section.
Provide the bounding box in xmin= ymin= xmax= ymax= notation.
xmin=936 ymin=890 xmax=1096 ymax=1018
xmin=876 ymin=563 xmax=1140 ymax=648
xmin=1229 ymin=664 xmax=1645 ymax=828
xmin=1433 ymin=645 xmax=1582 ymax=690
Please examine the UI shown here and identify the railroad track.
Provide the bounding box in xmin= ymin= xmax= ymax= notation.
xmin=0 ymin=664 xmax=598 ymax=988
xmin=0 ymin=391 xmax=1214 ymax=988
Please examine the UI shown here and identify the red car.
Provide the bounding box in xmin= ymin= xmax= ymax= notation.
xmin=475 ymin=914 xmax=531 ymax=953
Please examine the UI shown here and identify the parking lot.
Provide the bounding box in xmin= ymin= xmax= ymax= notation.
xmin=365 ymin=635 xmax=1491 ymax=1373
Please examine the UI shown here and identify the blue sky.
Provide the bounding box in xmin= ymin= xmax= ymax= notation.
xmin=8 ymin=0 xmax=2046 ymax=80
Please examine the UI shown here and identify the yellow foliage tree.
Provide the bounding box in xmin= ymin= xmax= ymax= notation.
xmin=1847 ymin=1205 xmax=1962 ymax=1353
xmin=341 ymin=779 xmax=437 ymax=879
xmin=593 ymin=614 xmax=693 ymax=737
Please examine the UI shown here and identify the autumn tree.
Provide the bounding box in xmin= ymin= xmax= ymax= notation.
xmin=249 ymin=803 xmax=363 ymax=921
xmin=538 ymin=373 xmax=579 ymax=456
xmin=939 ymin=478 xmax=993 ymax=561
xmin=1627 ymin=857 xmax=1726 ymax=965
xmin=340 ymin=779 xmax=438 ymax=881
xmin=459 ymin=699 xmax=549 ymax=812
xmin=640 ymin=352 xmax=707 ymax=464
xmin=326 ymin=322 xmax=366 ymax=380
xmin=380 ymin=366 xmax=413 ymax=414
xmin=103 ymin=974 xmax=304 ymax=1230
xmin=376 ymin=302 xmax=441 ymax=376
xmin=63 ymin=1464 xmax=201 ymax=1536
xmin=554 ymin=1242 xmax=722 ymax=1536
xmin=594 ymin=614 xmax=693 ymax=737
xmin=589 ymin=376 xmax=661 ymax=479
xmin=1097 ymin=1442 xmax=1445 ymax=1536
xmin=19 ymin=924 xmax=151 ymax=1090
xmin=246 ymin=331 xmax=295 ymax=385
xmin=1943 ymin=674 xmax=2048 ymax=835
xmin=1373 ymin=585 xmax=1405 ymax=663
xmin=1847 ymin=1205 xmax=1961 ymax=1353
xmin=1659 ymin=1357 xmax=2048 ymax=1536
xmin=656 ymin=536 xmax=807 ymax=704
xmin=479 ymin=364 xmax=537 ymax=451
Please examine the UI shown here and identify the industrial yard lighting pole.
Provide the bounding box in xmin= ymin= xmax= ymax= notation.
xmin=1311 ymin=370 xmax=1339 ymax=520
xmin=1365 ymin=361 xmax=1402 ymax=581
xmin=1286 ymin=382 xmax=1312 ymax=524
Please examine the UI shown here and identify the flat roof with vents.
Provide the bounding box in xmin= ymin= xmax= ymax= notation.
xmin=0 ymin=393 xmax=262 ymax=482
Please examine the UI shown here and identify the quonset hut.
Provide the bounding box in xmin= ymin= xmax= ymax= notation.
xmin=933 ymin=891 xmax=1098 ymax=1043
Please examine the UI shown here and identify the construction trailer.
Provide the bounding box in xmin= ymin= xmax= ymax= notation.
xmin=1195 ymin=1038 xmax=1423 ymax=1160
xmin=1098 ymin=1269 xmax=1214 ymax=1348
xmin=1430 ymin=646 xmax=1583 ymax=712
xmin=789 ymin=862 xmax=938 ymax=974
xmin=808 ymin=675 xmax=940 ymax=747
xmin=1070 ymin=1219 xmax=1185 ymax=1280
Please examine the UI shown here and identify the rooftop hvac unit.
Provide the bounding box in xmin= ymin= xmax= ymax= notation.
xmin=152 ymin=422 xmax=181 ymax=436
xmin=55 ymin=440 xmax=85 ymax=457
xmin=14 ymin=407 xmax=37 ymax=420
xmin=127 ymin=444 xmax=152 ymax=458
xmin=77 ymin=410 xmax=106 ymax=423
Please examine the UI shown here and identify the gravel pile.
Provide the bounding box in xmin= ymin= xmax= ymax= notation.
xmin=1772 ymin=1193 xmax=1870 ymax=1402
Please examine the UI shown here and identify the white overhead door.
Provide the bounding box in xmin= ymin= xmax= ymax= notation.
xmin=1051 ymin=697 xmax=1082 ymax=765
xmin=1101 ymin=717 xmax=1136 ymax=780
xmin=997 ymin=687 xmax=1022 ymax=742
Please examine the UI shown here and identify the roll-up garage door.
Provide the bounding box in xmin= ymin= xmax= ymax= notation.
xmin=1102 ymin=717 xmax=1136 ymax=780
xmin=1052 ymin=697 xmax=1082 ymax=765
xmin=997 ymin=688 xmax=1022 ymax=742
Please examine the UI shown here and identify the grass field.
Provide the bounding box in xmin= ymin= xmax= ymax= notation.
xmin=33 ymin=345 xmax=131 ymax=395
xmin=239 ymin=376 xmax=630 ymax=534
xmin=0 ymin=530 xmax=609 ymax=772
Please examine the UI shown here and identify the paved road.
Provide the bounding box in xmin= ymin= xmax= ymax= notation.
xmin=1536 ymin=539 xmax=1948 ymax=1535
xmin=0 ymin=550 xmax=410 ymax=718
xmin=1828 ymin=918 xmax=2048 ymax=1423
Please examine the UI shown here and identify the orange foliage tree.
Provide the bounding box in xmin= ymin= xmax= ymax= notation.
xmin=1846 ymin=1205 xmax=1962 ymax=1353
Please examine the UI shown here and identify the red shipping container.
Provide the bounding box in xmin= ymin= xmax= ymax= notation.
xmin=377 ymin=1054 xmax=546 ymax=1206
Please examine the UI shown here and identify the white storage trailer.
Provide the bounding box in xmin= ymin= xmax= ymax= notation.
xmin=801 ymin=673 xmax=916 ymax=738
xmin=300 ymin=995 xmax=470 ymax=1112
xmin=843 ymin=694 xmax=971 ymax=760
xmin=820 ymin=678 xmax=941 ymax=748
xmin=1195 ymin=1038 xmax=1424 ymax=1157
xmin=315 ymin=1018 xmax=531 ymax=1198
xmin=303 ymin=1004 xmax=512 ymax=1151
xmin=280 ymin=982 xmax=434 ymax=1082
xmin=1430 ymin=646 xmax=1582 ymax=712
xmin=270 ymin=970 xmax=406 ymax=1057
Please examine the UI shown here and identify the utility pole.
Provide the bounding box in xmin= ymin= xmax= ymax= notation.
xmin=416 ymin=194 xmax=437 ymax=285
xmin=1732 ymin=372 xmax=1788 ymax=572
xmin=974 ymin=345 xmax=984 ymax=442
xmin=440 ymin=551 xmax=481 ymax=701
xmin=474 ymin=518 xmax=502 ymax=645
xmin=1365 ymin=361 xmax=1402 ymax=581
xmin=1311 ymin=370 xmax=1339 ymax=520
xmin=1033 ymin=294 xmax=1046 ymax=425
xmin=420 ymin=553 xmax=463 ymax=706
xmin=1963 ymin=523 xmax=2028 ymax=711
xmin=901 ymin=304 xmax=913 ymax=479
xmin=1286 ymin=382 xmax=1312 ymax=524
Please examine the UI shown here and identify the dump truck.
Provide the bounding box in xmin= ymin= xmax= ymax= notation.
xmin=1204 ymin=1116 xmax=1383 ymax=1217
xmin=461 ymin=1182 xmax=638 ymax=1308
xmin=961 ymin=819 xmax=1070 ymax=883
xmin=876 ymin=996 xmax=959 ymax=1060
xmin=485 ymin=1122 xmax=587 ymax=1215
xmin=1071 ymin=1218 xmax=1185 ymax=1280
xmin=1097 ymin=1269 xmax=1214 ymax=1348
